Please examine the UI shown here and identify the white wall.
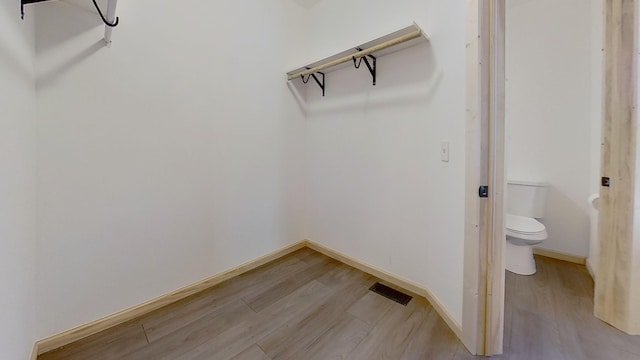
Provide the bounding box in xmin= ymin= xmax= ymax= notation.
xmin=0 ymin=2 xmax=38 ymax=359
xmin=35 ymin=0 xmax=307 ymax=337
xmin=505 ymin=0 xmax=598 ymax=257
xmin=2 ymin=0 xmax=609 ymax=346
xmin=299 ymin=0 xmax=467 ymax=323
xmin=588 ymin=0 xmax=604 ymax=276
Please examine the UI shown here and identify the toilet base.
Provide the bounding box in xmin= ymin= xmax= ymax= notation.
xmin=506 ymin=240 xmax=537 ymax=275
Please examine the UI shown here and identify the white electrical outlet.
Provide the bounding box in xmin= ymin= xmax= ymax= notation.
xmin=441 ymin=141 xmax=450 ymax=162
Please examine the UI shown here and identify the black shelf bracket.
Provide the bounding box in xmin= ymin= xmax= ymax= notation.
xmin=91 ymin=0 xmax=119 ymax=27
xmin=301 ymin=70 xmax=325 ymax=97
xmin=352 ymin=49 xmax=377 ymax=86
xmin=21 ymin=0 xmax=119 ymax=27
xmin=21 ymin=0 xmax=50 ymax=20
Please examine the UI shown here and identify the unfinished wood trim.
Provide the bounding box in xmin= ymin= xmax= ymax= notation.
xmin=462 ymin=0 xmax=487 ymax=355
xmin=463 ymin=0 xmax=506 ymax=356
xmin=36 ymin=241 xmax=307 ymax=355
xmin=286 ymin=25 xmax=427 ymax=80
xmin=533 ymin=248 xmax=587 ymax=265
xmin=288 ymin=31 xmax=421 ymax=79
xmin=595 ymin=0 xmax=640 ymax=335
xmin=485 ymin=0 xmax=506 ymax=355
xmin=586 ymin=258 xmax=597 ymax=280
xmin=304 ymin=239 xmax=463 ymax=341
xmin=30 ymin=342 xmax=38 ymax=360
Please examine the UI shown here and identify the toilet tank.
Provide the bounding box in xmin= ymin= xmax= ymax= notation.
xmin=507 ymin=180 xmax=549 ymax=218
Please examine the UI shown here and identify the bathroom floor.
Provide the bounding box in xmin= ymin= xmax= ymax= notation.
xmin=501 ymin=255 xmax=640 ymax=360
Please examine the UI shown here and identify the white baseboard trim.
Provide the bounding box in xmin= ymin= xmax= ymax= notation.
xmin=36 ymin=241 xmax=306 ymax=355
xmin=533 ymin=247 xmax=586 ymax=265
xmin=303 ymin=239 xmax=463 ymax=340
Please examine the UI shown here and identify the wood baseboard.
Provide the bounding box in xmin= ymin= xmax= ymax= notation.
xmin=36 ymin=241 xmax=307 ymax=355
xmin=304 ymin=239 xmax=463 ymax=340
xmin=30 ymin=342 xmax=38 ymax=360
xmin=586 ymin=259 xmax=596 ymax=280
xmin=533 ymin=248 xmax=586 ymax=265
xmin=36 ymin=239 xmax=464 ymax=355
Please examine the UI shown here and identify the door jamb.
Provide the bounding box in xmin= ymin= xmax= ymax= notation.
xmin=463 ymin=0 xmax=505 ymax=356
xmin=465 ymin=0 xmax=640 ymax=354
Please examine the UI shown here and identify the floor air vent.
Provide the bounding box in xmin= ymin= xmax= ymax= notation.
xmin=369 ymin=282 xmax=412 ymax=306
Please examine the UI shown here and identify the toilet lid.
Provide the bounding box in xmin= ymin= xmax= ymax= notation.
xmin=506 ymin=214 xmax=546 ymax=234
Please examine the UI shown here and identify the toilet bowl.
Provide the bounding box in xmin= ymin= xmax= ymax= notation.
xmin=505 ymin=180 xmax=549 ymax=275
xmin=506 ymin=214 xmax=548 ymax=275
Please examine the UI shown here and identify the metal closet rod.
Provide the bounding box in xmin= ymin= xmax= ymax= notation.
xmin=287 ymin=29 xmax=423 ymax=81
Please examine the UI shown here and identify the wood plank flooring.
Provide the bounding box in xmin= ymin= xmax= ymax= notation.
xmin=497 ymin=255 xmax=640 ymax=360
xmin=38 ymin=250 xmax=640 ymax=360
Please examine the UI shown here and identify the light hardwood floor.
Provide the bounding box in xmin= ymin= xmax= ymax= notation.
xmin=38 ymin=251 xmax=640 ymax=360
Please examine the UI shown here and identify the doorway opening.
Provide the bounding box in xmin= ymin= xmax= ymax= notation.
xmin=465 ymin=0 xmax=640 ymax=357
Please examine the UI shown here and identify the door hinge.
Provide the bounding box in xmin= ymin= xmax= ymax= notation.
xmin=479 ymin=186 xmax=489 ymax=198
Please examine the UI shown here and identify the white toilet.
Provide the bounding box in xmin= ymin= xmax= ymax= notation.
xmin=506 ymin=180 xmax=549 ymax=275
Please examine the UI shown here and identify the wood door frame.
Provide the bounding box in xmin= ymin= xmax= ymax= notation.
xmin=594 ymin=0 xmax=640 ymax=335
xmin=463 ymin=0 xmax=505 ymax=355
xmin=464 ymin=0 xmax=640 ymax=355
